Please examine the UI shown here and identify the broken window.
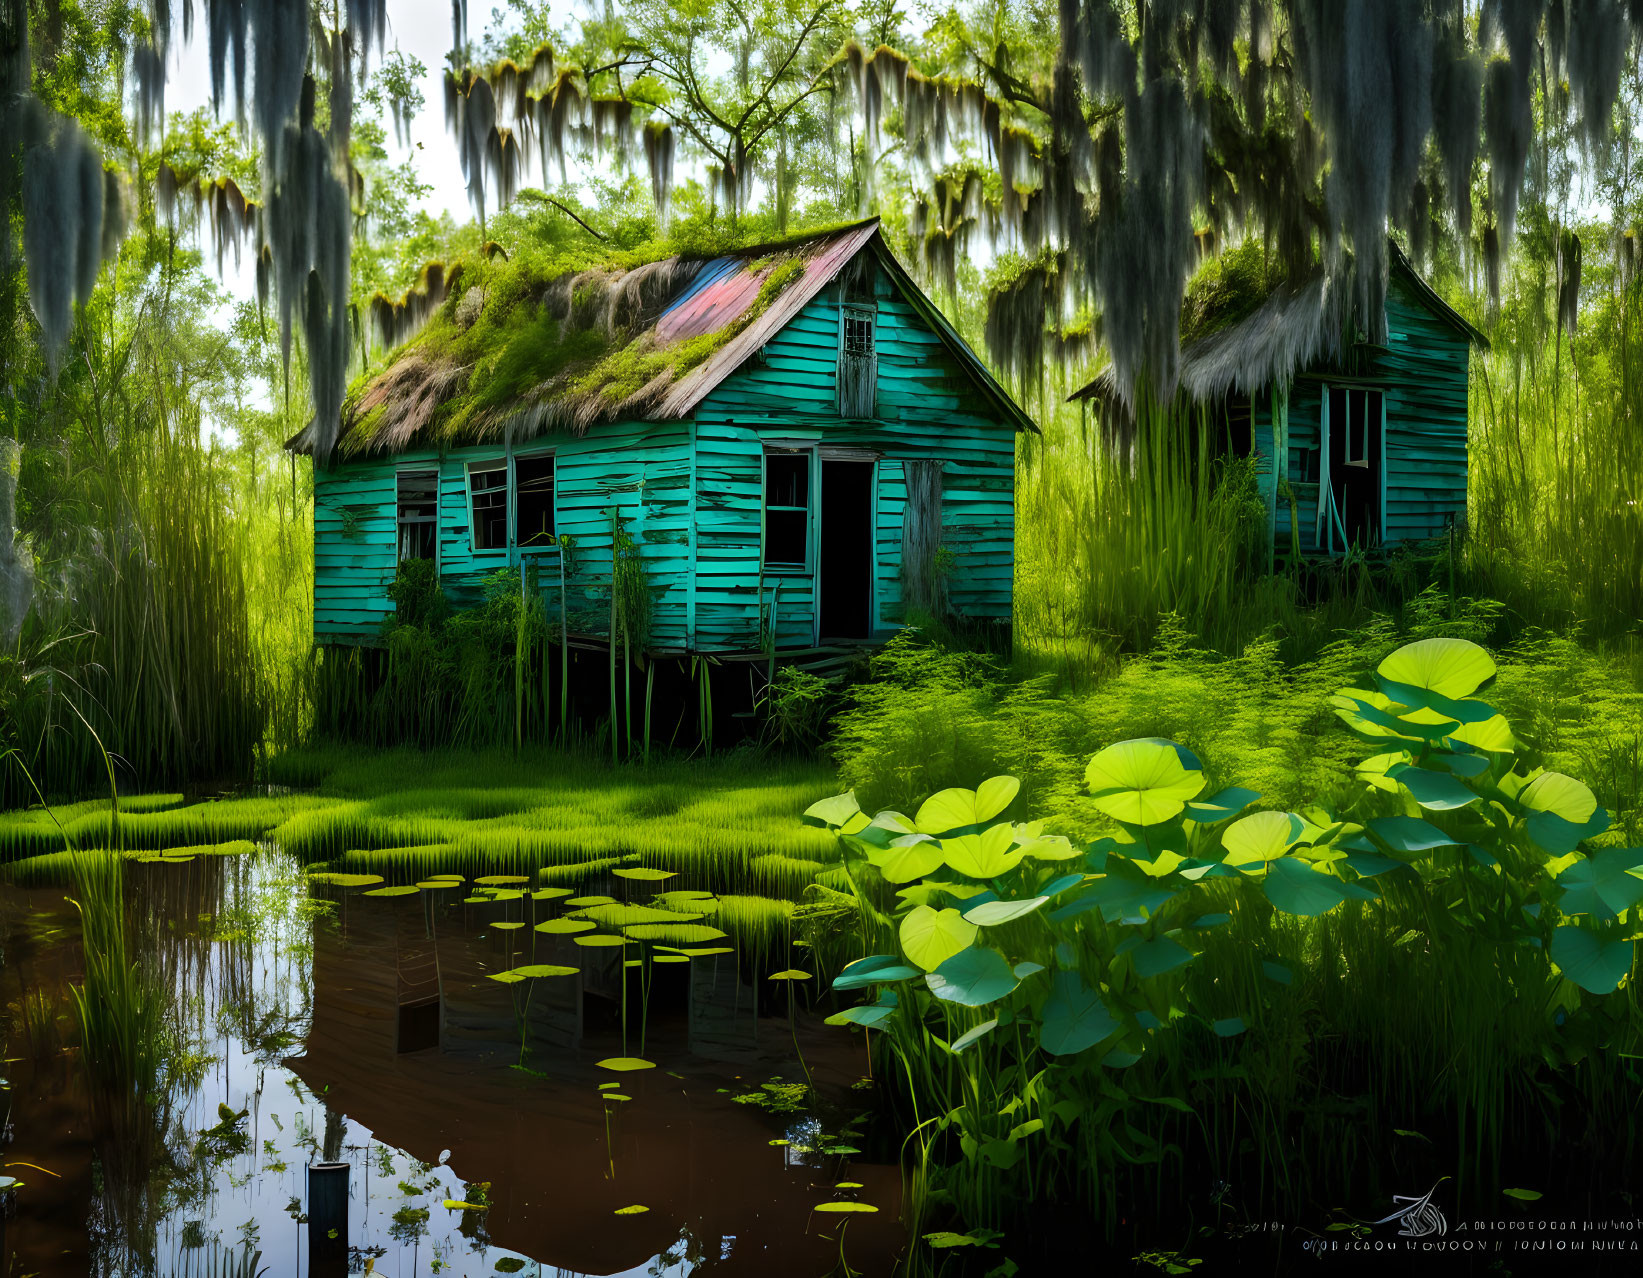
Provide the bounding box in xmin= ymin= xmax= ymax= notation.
xmin=468 ymin=462 xmax=508 ymax=552
xmin=515 ymin=453 xmax=556 ymax=547
xmin=1340 ymin=387 xmax=1381 ymax=468
xmin=396 ymin=469 xmax=438 ymax=562
xmin=839 ymin=305 xmax=877 ymax=418
xmin=763 ymin=450 xmax=811 ymax=571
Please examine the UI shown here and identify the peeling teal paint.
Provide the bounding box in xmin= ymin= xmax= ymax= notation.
xmin=311 ymin=257 xmax=1021 ymax=650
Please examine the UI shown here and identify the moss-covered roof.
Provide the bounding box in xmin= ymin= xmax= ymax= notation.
xmin=289 ymin=219 xmax=886 ymax=458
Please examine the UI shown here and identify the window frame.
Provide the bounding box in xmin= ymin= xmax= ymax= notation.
xmin=512 ymin=449 xmax=559 ymax=553
xmin=761 ymin=445 xmax=816 ymax=575
xmin=466 ymin=459 xmax=510 ymax=555
xmin=395 ymin=466 xmax=440 ymax=566
xmin=837 ymin=302 xmax=878 ymax=419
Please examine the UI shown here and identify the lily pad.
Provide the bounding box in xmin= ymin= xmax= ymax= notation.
xmin=768 ymin=969 xmax=812 ymax=980
xmin=511 ymin=964 xmax=579 ymax=978
xmin=597 ymin=1057 xmax=656 ymax=1072
xmin=536 ymin=919 xmax=596 ymax=934
xmin=475 ymin=874 xmax=531 ymax=886
xmin=814 ymin=1202 xmax=879 ymax=1213
xmin=364 ymin=885 xmax=420 ymax=897
xmin=613 ymin=867 xmax=678 ymax=881
xmin=613 ymin=1204 xmax=649 ymax=1215
xmin=574 ymin=934 xmax=627 ymax=947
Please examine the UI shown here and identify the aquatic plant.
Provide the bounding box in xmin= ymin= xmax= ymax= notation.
xmin=807 ymin=636 xmax=1643 ymax=1257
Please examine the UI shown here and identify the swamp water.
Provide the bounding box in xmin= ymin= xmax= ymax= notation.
xmin=0 ymin=849 xmax=902 ymax=1276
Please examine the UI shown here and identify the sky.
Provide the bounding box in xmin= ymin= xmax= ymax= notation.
xmin=168 ymin=0 xmax=487 ymax=228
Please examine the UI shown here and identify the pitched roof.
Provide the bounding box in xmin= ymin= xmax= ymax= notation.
xmin=1069 ymin=244 xmax=1487 ymax=411
xmin=289 ymin=218 xmax=1034 ymax=458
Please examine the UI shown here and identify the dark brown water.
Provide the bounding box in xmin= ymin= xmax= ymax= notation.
xmin=0 ymin=853 xmax=904 ymax=1276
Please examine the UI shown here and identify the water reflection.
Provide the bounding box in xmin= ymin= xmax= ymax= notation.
xmin=2 ymin=850 xmax=901 ymax=1277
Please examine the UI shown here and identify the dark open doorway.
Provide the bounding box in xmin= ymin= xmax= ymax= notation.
xmin=819 ymin=459 xmax=874 ymax=639
xmin=1325 ymin=386 xmax=1383 ymax=550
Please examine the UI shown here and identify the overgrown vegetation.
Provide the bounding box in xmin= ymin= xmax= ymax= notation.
xmin=808 ymin=636 xmax=1643 ymax=1268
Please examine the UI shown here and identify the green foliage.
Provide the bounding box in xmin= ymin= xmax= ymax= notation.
xmin=808 ymin=636 xmax=1643 ymax=1245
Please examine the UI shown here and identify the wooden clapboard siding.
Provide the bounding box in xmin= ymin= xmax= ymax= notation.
xmin=1271 ymin=273 xmax=1470 ymax=555
xmin=691 ymin=259 xmax=1016 ymax=646
xmin=310 ymin=247 xmax=1023 ymax=652
xmin=1378 ymin=277 xmax=1470 ymax=544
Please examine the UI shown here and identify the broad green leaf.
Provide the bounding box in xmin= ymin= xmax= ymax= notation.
xmin=1263 ymin=857 xmax=1350 ymax=916
xmin=833 ymin=954 xmax=921 ymax=990
xmin=1129 ymin=937 xmax=1193 ymax=977
xmin=1343 ymin=852 xmax=1405 ymax=877
xmin=1550 ymin=925 xmax=1634 ymax=994
xmin=1367 ymin=816 xmax=1456 ymax=854
xmin=827 ymin=1004 xmax=896 ymax=1028
xmin=899 ymin=906 xmax=978 ymax=971
xmin=1261 ymin=960 xmax=1292 ymax=984
xmin=804 ymin=791 xmax=862 ymax=829
xmin=1014 ymin=832 xmax=1081 ymax=860
xmin=1356 ymin=751 xmax=1413 ymax=793
xmin=1556 ymin=848 xmax=1643 ymax=918
xmin=511 ymin=964 xmax=579 ymax=978
xmin=1502 ymin=1188 xmax=1543 ymax=1202
xmin=1221 ymin=811 xmax=1301 ymax=867
xmin=942 ymin=824 xmax=1025 ymax=879
xmin=1447 ymin=713 xmax=1516 ymax=754
xmin=952 ymin=1018 xmax=998 ymax=1044
xmin=872 ymin=837 xmax=947 ymax=884
xmin=596 ymin=1057 xmax=656 ymax=1072
xmin=1526 ymin=807 xmax=1610 ymax=855
xmin=814 ymin=1202 xmax=879 ymax=1213
xmin=1038 ymin=970 xmax=1119 ymax=1056
xmin=1051 ymin=874 xmax=1178 ymax=925
xmin=1185 ymin=786 xmax=1260 ymax=823
xmin=612 ymin=867 xmax=677 ymax=881
xmin=1518 ymin=772 xmax=1598 ymax=824
xmin=925 ymin=948 xmax=1017 ymax=1006
xmin=364 ymin=885 xmax=419 ymax=897
xmin=536 ymin=919 xmax=596 ymax=934
xmin=1377 ymin=637 xmax=1496 ymax=699
xmin=963 ymin=895 xmax=1050 ymax=926
xmin=975 ymin=776 xmax=1021 ymax=823
xmin=1388 ymin=765 xmax=1480 ymax=811
xmin=1084 ymin=738 xmax=1205 ymax=826
xmin=915 ymin=787 xmax=986 ymax=835
xmin=1211 ymin=1016 xmax=1247 ymax=1037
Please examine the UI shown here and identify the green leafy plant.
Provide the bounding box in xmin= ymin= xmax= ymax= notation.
xmin=805 ymin=637 xmax=1643 ymax=1253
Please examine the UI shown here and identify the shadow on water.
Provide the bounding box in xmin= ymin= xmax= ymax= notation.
xmin=0 ymin=849 xmax=904 ymax=1277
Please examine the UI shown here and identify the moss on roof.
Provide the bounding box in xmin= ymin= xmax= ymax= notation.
xmin=332 ymin=216 xmax=867 ymax=458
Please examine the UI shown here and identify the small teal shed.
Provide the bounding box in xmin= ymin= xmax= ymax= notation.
xmin=290 ymin=219 xmax=1033 ymax=655
xmin=1071 ymin=244 xmax=1487 ymax=560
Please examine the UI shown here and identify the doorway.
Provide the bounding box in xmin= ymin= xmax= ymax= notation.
xmin=819 ymin=459 xmax=874 ymax=639
xmin=1324 ymin=386 xmax=1383 ymax=551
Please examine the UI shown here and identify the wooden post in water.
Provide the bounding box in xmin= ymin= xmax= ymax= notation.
xmin=308 ymin=1161 xmax=350 ymax=1275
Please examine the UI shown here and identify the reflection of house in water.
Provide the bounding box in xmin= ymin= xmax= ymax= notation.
xmin=285 ymin=893 xmax=903 ymax=1276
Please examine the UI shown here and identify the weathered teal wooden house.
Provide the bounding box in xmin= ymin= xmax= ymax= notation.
xmin=1071 ymin=244 xmax=1486 ymax=559
xmin=289 ymin=220 xmax=1031 ymax=658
